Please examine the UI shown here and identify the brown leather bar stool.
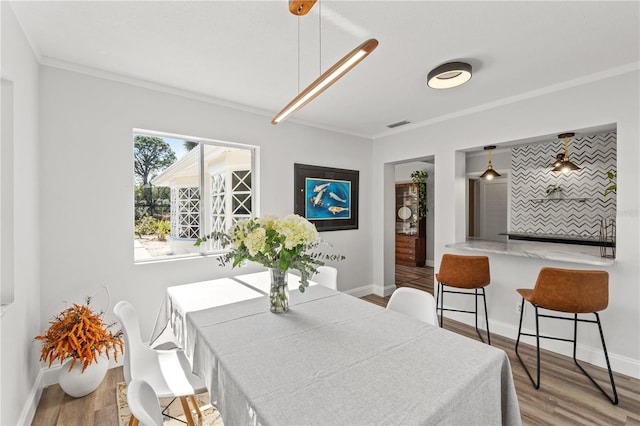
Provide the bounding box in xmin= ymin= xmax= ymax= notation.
xmin=436 ymin=254 xmax=491 ymax=345
xmin=515 ymin=267 xmax=618 ymax=405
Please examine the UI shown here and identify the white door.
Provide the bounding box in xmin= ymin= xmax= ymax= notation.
xmin=478 ymin=178 xmax=508 ymax=242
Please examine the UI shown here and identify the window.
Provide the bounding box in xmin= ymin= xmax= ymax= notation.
xmin=133 ymin=130 xmax=256 ymax=262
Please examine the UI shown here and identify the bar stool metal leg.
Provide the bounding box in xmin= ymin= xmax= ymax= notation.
xmin=572 ymin=313 xmax=619 ymax=405
xmin=515 ymin=299 xmax=541 ymax=389
xmin=437 ymin=281 xmax=444 ymax=327
xmin=436 ymin=281 xmax=444 ymax=327
xmin=436 ymin=282 xmax=491 ymax=344
xmin=473 ymin=288 xmax=491 ymax=345
xmin=481 ymin=288 xmax=491 ymax=346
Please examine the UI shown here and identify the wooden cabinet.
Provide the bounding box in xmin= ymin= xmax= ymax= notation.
xmin=395 ymin=183 xmax=426 ymax=267
xmin=396 ymin=234 xmax=426 ymax=267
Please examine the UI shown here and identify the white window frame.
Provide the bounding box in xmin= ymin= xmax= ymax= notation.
xmin=133 ymin=129 xmax=258 ymax=263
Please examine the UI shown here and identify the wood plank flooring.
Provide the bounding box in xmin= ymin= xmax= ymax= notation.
xmin=32 ymin=365 xmax=124 ymax=426
xmin=32 ymin=264 xmax=640 ymax=425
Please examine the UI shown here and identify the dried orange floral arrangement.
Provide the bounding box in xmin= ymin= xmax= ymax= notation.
xmin=35 ymin=297 xmax=124 ymax=372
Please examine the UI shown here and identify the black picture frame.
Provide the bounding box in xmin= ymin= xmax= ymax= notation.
xmin=294 ymin=163 xmax=359 ymax=232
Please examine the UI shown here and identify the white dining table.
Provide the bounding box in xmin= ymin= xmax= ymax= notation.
xmin=149 ymin=271 xmax=312 ymax=348
xmin=151 ymin=272 xmax=521 ymax=426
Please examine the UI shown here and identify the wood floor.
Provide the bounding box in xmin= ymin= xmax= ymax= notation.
xmin=32 ymin=264 xmax=640 ymax=425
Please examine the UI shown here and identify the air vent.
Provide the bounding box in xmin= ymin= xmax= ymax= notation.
xmin=387 ymin=120 xmax=411 ymax=129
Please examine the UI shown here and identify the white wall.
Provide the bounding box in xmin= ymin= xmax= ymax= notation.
xmin=0 ymin=3 xmax=42 ymax=425
xmin=373 ymin=69 xmax=640 ymax=378
xmin=38 ymin=66 xmax=374 ymax=348
xmin=465 ymin=149 xmax=511 ymax=176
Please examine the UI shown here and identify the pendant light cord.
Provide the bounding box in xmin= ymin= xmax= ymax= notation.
xmin=297 ymin=16 xmax=300 ymax=94
xmin=319 ymin=0 xmax=322 ymax=75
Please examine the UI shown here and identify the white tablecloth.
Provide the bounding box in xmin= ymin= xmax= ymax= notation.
xmin=149 ymin=271 xmax=312 ymax=346
xmin=165 ymin=283 xmax=521 ymax=425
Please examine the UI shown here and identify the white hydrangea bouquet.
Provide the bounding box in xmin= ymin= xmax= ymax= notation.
xmin=196 ymin=214 xmax=343 ymax=312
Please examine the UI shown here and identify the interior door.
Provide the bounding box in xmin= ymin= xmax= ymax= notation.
xmin=478 ymin=178 xmax=508 ymax=242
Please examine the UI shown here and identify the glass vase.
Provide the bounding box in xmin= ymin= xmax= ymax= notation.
xmin=269 ymin=268 xmax=289 ymax=313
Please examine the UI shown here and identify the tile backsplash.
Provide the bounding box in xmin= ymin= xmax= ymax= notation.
xmin=510 ymin=132 xmax=617 ymax=238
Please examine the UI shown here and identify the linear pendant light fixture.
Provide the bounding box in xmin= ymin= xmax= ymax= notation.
xmin=271 ymin=1 xmax=378 ymax=125
xmin=272 ymin=39 xmax=379 ymax=125
xmin=480 ymin=146 xmax=501 ymax=180
xmin=552 ymin=132 xmax=581 ymax=173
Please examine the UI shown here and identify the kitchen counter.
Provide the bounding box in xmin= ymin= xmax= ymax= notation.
xmin=446 ymin=239 xmax=614 ymax=266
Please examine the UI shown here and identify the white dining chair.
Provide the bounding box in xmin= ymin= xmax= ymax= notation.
xmin=387 ymin=287 xmax=439 ymax=326
xmin=127 ymin=379 xmax=164 ymax=426
xmin=114 ymin=301 xmax=207 ymax=426
xmin=313 ymin=266 xmax=338 ymax=290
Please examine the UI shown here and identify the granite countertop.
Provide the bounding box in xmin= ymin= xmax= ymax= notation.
xmin=446 ymin=239 xmax=614 ymax=266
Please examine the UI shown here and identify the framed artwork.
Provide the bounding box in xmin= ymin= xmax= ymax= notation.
xmin=294 ymin=163 xmax=359 ymax=231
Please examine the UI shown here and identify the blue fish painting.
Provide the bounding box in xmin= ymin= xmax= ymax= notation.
xmin=305 ymin=178 xmax=351 ymax=220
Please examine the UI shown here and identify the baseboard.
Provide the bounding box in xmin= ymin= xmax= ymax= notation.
xmin=383 ymin=284 xmax=395 ymax=297
xmin=369 ymin=283 xmax=395 ymax=297
xmin=42 ymin=364 xmax=63 ymax=387
xmin=344 ymin=283 xmax=376 ymax=298
xmin=441 ymin=310 xmax=640 ymax=379
xmin=17 ymin=368 xmax=44 ymax=426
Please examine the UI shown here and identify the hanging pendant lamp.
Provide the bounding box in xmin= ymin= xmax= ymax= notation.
xmin=480 ymin=146 xmax=501 ymax=180
xmin=271 ymin=1 xmax=378 ymax=125
xmin=552 ymin=132 xmax=580 ymax=173
xmin=551 ymin=153 xmax=564 ymax=168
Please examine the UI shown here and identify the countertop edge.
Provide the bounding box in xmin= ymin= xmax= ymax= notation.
xmin=445 ymin=240 xmax=615 ymax=267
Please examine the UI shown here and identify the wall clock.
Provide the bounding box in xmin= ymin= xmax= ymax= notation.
xmin=397 ymin=206 xmax=412 ymax=220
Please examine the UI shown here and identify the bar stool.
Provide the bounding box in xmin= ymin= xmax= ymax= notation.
xmin=436 ymin=254 xmax=492 ymax=345
xmin=515 ymin=267 xmax=618 ymax=405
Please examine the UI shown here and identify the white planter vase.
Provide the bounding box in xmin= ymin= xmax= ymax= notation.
xmin=58 ymin=354 xmax=108 ymax=398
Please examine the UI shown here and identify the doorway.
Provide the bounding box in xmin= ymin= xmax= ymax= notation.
xmin=468 ymin=177 xmax=508 ymax=242
xmin=394 ymin=160 xmax=435 ymax=294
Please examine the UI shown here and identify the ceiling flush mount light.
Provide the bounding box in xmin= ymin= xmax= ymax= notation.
xmin=480 ymin=146 xmax=501 ymax=180
xmin=271 ymin=1 xmax=378 ymax=125
xmin=552 ymin=132 xmax=581 ymax=174
xmin=427 ymin=61 xmax=472 ymax=89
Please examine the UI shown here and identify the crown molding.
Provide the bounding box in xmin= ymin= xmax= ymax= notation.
xmin=39 ymin=56 xmax=277 ymax=118
xmin=373 ymin=61 xmax=640 ymax=140
xmin=33 ymin=55 xmax=640 ymax=143
xmin=38 ymin=56 xmax=372 ymax=140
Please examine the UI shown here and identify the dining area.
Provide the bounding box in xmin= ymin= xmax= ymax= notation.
xmin=110 ymin=214 xmax=521 ymax=425
xmin=31 ymin=213 xmax=640 ymax=426
xmin=119 ymin=268 xmax=521 ymax=426
xmin=28 ymin=209 xmax=640 ymax=426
